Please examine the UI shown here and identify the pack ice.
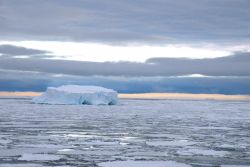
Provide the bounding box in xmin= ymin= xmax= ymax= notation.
xmin=32 ymin=85 xmax=118 ymax=105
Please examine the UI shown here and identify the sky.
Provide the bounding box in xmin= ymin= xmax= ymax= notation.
xmin=0 ymin=0 xmax=250 ymax=94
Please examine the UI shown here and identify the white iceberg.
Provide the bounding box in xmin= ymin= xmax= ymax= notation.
xmin=32 ymin=85 xmax=118 ymax=105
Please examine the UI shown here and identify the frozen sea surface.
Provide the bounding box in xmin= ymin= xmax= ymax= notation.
xmin=0 ymin=97 xmax=250 ymax=167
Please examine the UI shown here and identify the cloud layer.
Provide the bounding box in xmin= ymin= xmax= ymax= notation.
xmin=0 ymin=1 xmax=250 ymax=93
xmin=1 ymin=45 xmax=249 ymax=94
xmin=0 ymin=44 xmax=50 ymax=57
xmin=1 ymin=69 xmax=250 ymax=94
xmin=0 ymin=45 xmax=250 ymax=77
xmin=0 ymin=0 xmax=250 ymax=44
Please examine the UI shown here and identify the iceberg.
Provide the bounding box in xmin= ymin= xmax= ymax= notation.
xmin=32 ymin=85 xmax=118 ymax=105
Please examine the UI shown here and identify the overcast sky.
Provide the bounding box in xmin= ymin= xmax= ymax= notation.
xmin=1 ymin=0 xmax=250 ymax=44
xmin=0 ymin=0 xmax=250 ymax=93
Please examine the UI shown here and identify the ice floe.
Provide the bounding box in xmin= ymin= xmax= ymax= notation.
xmin=98 ymin=160 xmax=192 ymax=167
xmin=18 ymin=153 xmax=62 ymax=161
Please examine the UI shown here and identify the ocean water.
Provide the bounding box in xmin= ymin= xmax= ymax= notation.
xmin=0 ymin=97 xmax=250 ymax=167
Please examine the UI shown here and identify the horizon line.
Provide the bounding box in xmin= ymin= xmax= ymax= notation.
xmin=0 ymin=92 xmax=250 ymax=101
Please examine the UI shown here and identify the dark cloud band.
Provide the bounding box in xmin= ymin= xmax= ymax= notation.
xmin=1 ymin=69 xmax=250 ymax=94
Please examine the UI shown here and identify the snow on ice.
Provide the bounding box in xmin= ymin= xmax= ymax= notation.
xmin=32 ymin=85 xmax=118 ymax=105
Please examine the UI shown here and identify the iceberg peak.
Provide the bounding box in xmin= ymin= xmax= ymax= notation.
xmin=32 ymin=85 xmax=118 ymax=105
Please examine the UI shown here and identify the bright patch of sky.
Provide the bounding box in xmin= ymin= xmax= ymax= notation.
xmin=0 ymin=41 xmax=233 ymax=63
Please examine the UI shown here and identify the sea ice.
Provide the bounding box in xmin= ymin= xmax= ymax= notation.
xmin=32 ymin=85 xmax=118 ymax=105
xmin=98 ymin=160 xmax=192 ymax=167
xmin=0 ymin=139 xmax=12 ymax=145
xmin=177 ymin=148 xmax=229 ymax=157
xmin=18 ymin=153 xmax=62 ymax=161
xmin=146 ymin=140 xmax=195 ymax=147
xmin=1 ymin=97 xmax=250 ymax=166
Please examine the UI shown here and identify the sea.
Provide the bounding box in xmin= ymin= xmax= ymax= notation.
xmin=0 ymin=97 xmax=250 ymax=167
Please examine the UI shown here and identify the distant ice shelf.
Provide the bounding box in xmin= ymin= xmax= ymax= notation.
xmin=32 ymin=85 xmax=118 ymax=105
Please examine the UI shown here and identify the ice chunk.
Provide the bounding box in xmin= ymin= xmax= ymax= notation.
xmin=177 ymin=149 xmax=229 ymax=157
xmin=146 ymin=140 xmax=195 ymax=147
xmin=32 ymin=85 xmax=118 ymax=105
xmin=18 ymin=153 xmax=62 ymax=161
xmin=98 ymin=160 xmax=192 ymax=167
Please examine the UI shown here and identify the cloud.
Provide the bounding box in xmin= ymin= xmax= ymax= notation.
xmin=0 ymin=47 xmax=250 ymax=77
xmin=1 ymin=69 xmax=250 ymax=94
xmin=0 ymin=0 xmax=250 ymax=44
xmin=0 ymin=41 xmax=233 ymax=62
xmin=0 ymin=44 xmax=51 ymax=58
xmin=1 ymin=1 xmax=249 ymax=94
xmin=146 ymin=52 xmax=250 ymax=76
